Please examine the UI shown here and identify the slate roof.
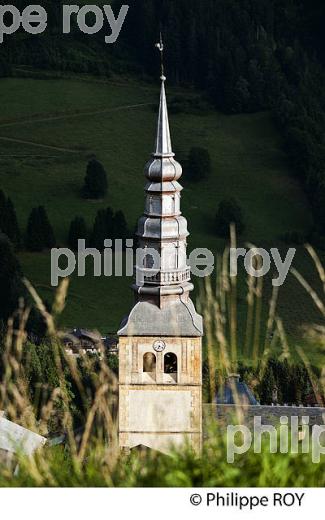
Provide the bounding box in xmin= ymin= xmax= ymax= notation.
xmin=63 ymin=328 xmax=102 ymax=344
xmin=118 ymin=298 xmax=203 ymax=337
xmin=216 ymin=376 xmax=260 ymax=405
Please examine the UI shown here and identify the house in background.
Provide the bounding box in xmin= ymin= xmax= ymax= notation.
xmin=62 ymin=328 xmax=118 ymax=356
xmin=216 ymin=374 xmax=260 ymax=406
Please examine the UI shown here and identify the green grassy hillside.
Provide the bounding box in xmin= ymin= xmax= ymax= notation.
xmin=0 ymin=75 xmax=323 ymax=360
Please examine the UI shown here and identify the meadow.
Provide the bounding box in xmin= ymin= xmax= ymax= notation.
xmin=0 ymin=73 xmax=323 ymax=361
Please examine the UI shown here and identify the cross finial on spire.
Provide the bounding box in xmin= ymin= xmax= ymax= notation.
xmin=155 ymin=33 xmax=166 ymax=81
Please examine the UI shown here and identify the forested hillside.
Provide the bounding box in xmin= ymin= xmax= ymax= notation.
xmin=0 ymin=1 xmax=324 ymax=350
xmin=1 ymin=0 xmax=324 ymax=243
xmin=123 ymin=0 xmax=325 ymax=242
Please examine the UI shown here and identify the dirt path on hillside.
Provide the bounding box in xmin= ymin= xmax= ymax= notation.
xmin=0 ymin=102 xmax=154 ymax=154
xmin=0 ymin=136 xmax=80 ymax=153
xmin=0 ymin=102 xmax=154 ymax=129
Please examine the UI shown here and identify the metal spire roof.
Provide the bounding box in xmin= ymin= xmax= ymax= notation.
xmin=154 ymin=77 xmax=173 ymax=157
xmin=154 ymin=35 xmax=173 ymax=157
xmin=145 ymin=38 xmax=181 ymax=183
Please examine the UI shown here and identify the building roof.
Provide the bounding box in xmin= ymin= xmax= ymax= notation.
xmin=0 ymin=416 xmax=46 ymax=456
xmin=216 ymin=375 xmax=260 ymax=405
xmin=63 ymin=328 xmax=102 ymax=345
xmin=119 ymin=298 xmax=203 ymax=337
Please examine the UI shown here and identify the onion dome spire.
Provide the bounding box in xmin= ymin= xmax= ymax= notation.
xmin=145 ymin=36 xmax=182 ymax=182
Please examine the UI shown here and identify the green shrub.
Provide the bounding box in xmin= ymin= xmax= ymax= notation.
xmin=82 ymin=159 xmax=108 ymax=200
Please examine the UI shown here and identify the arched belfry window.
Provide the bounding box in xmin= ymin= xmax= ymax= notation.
xmin=164 ymin=353 xmax=178 ymax=375
xmin=143 ymin=353 xmax=156 ymax=373
xmin=145 ymin=254 xmax=155 ymax=269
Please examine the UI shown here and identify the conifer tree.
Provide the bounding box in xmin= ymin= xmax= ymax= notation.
xmin=25 ymin=207 xmax=55 ymax=252
xmin=82 ymin=158 xmax=108 ymax=200
xmin=91 ymin=210 xmax=108 ymax=251
xmin=27 ymin=300 xmax=51 ymax=340
xmin=68 ymin=216 xmax=87 ymax=250
xmin=0 ymin=190 xmax=6 ymax=224
xmin=5 ymin=197 xmax=21 ymax=247
xmin=26 ymin=208 xmax=44 ymax=252
xmin=0 ymin=233 xmax=23 ymax=323
xmin=91 ymin=212 xmax=103 ymax=251
xmin=90 ymin=207 xmax=115 ymax=250
xmin=0 ymin=191 xmax=21 ymax=247
xmin=113 ymin=210 xmax=128 ymax=242
xmin=259 ymin=365 xmax=276 ymax=405
xmin=0 ymin=190 xmax=7 ymax=238
xmin=38 ymin=206 xmax=55 ymax=248
xmin=105 ymin=207 xmax=114 ymax=239
xmin=280 ymin=359 xmax=293 ymax=404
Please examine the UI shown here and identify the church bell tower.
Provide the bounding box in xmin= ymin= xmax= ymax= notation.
xmin=118 ymin=40 xmax=203 ymax=454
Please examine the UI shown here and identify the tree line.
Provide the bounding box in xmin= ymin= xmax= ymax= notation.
xmin=0 ymin=158 xmax=129 ymax=329
xmin=121 ymin=0 xmax=325 ymax=245
xmin=0 ymin=158 xmax=129 ymax=252
xmin=203 ymin=357 xmax=320 ymax=406
xmin=243 ymin=358 xmax=316 ymax=406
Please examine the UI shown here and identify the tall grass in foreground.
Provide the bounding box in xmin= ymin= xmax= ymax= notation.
xmin=199 ymin=229 xmax=325 ymax=405
xmin=0 ymin=240 xmax=324 ymax=486
xmin=199 ymin=227 xmax=283 ymax=403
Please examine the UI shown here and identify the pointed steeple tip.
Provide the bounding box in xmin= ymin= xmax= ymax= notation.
xmin=143 ymin=40 xmax=182 ymax=181
xmin=154 ymin=78 xmax=173 ymax=156
xmin=154 ymin=37 xmax=173 ymax=157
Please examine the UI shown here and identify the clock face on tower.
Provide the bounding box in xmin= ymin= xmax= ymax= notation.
xmin=153 ymin=340 xmax=166 ymax=353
